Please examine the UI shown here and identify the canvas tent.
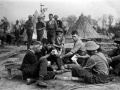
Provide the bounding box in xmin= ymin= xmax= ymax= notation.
xmin=71 ymin=14 xmax=101 ymax=39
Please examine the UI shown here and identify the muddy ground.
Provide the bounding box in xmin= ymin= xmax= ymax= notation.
xmin=0 ymin=45 xmax=120 ymax=90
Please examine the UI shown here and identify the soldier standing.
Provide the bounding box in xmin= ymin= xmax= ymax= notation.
xmin=14 ymin=20 xmax=20 ymax=46
xmin=25 ymin=15 xmax=34 ymax=49
xmin=54 ymin=15 xmax=63 ymax=28
xmin=36 ymin=16 xmax=45 ymax=41
xmin=46 ymin=14 xmax=58 ymax=44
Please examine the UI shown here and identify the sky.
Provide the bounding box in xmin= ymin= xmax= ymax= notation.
xmin=0 ymin=0 xmax=120 ymax=22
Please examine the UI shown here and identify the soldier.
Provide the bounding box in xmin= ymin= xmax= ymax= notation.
xmin=46 ymin=14 xmax=58 ymax=44
xmin=21 ymin=41 xmax=55 ymax=87
xmin=61 ymin=31 xmax=85 ymax=64
xmin=25 ymin=15 xmax=34 ymax=49
xmin=67 ymin=41 xmax=109 ymax=84
xmin=54 ymin=15 xmax=63 ymax=28
xmin=53 ymin=28 xmax=65 ymax=56
xmin=36 ymin=16 xmax=45 ymax=41
xmin=106 ymin=38 xmax=120 ymax=76
xmin=14 ymin=20 xmax=20 ymax=46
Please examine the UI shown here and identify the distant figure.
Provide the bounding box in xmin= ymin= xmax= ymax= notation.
xmin=46 ymin=14 xmax=58 ymax=44
xmin=14 ymin=20 xmax=20 ymax=46
xmin=25 ymin=15 xmax=34 ymax=49
xmin=36 ymin=16 xmax=45 ymax=41
xmin=62 ymin=21 xmax=69 ymax=35
xmin=1 ymin=18 xmax=9 ymax=45
xmin=54 ymin=15 xmax=63 ymax=28
xmin=6 ymin=33 xmax=12 ymax=45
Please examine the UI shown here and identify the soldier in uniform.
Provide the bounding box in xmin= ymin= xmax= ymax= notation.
xmin=36 ymin=16 xmax=45 ymax=41
xmin=53 ymin=28 xmax=65 ymax=56
xmin=106 ymin=38 xmax=120 ymax=76
xmin=54 ymin=15 xmax=63 ymax=28
xmin=25 ymin=15 xmax=34 ymax=49
xmin=14 ymin=20 xmax=20 ymax=46
xmin=46 ymin=14 xmax=58 ymax=44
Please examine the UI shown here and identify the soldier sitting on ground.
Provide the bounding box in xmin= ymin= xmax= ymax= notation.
xmin=20 ymin=41 xmax=55 ymax=88
xmin=61 ymin=30 xmax=85 ymax=64
xmin=53 ymin=28 xmax=65 ymax=56
xmin=65 ymin=41 xmax=109 ymax=84
xmin=105 ymin=38 xmax=120 ymax=76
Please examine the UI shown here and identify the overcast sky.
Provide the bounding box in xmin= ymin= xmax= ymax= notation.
xmin=0 ymin=0 xmax=120 ymax=22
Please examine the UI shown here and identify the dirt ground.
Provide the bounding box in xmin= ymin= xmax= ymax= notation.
xmin=0 ymin=45 xmax=120 ymax=90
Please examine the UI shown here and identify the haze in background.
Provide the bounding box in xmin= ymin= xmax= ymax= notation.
xmin=0 ymin=0 xmax=120 ymax=22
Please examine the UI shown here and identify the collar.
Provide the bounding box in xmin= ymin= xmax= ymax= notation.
xmin=29 ymin=49 xmax=35 ymax=54
xmin=49 ymin=18 xmax=54 ymax=21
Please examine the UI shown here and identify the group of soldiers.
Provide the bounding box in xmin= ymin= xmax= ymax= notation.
xmin=13 ymin=14 xmax=65 ymax=49
xmin=19 ymin=26 xmax=120 ymax=88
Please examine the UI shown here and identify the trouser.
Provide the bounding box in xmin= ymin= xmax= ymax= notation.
xmin=27 ymin=30 xmax=33 ymax=49
xmin=37 ymin=30 xmax=43 ymax=41
xmin=22 ymin=58 xmax=55 ymax=80
xmin=47 ymin=30 xmax=56 ymax=44
xmin=70 ymin=65 xmax=108 ymax=84
xmin=47 ymin=55 xmax=64 ymax=70
xmin=110 ymin=56 xmax=120 ymax=75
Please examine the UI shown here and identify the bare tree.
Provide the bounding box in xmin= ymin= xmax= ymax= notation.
xmin=101 ymin=14 xmax=107 ymax=29
xmin=108 ymin=14 xmax=114 ymax=27
xmin=61 ymin=17 xmax=67 ymax=22
xmin=66 ymin=15 xmax=77 ymax=27
xmin=19 ymin=18 xmax=26 ymax=26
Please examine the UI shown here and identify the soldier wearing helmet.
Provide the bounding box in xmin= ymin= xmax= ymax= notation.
xmin=65 ymin=41 xmax=109 ymax=84
xmin=54 ymin=15 xmax=63 ymax=29
xmin=25 ymin=15 xmax=34 ymax=49
xmin=36 ymin=16 xmax=45 ymax=41
xmin=14 ymin=20 xmax=20 ymax=46
xmin=46 ymin=14 xmax=58 ymax=44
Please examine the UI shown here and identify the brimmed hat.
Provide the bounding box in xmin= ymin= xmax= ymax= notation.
xmin=37 ymin=16 xmax=42 ymax=19
xmin=56 ymin=28 xmax=63 ymax=32
xmin=28 ymin=15 xmax=32 ymax=18
xmin=33 ymin=41 xmax=42 ymax=46
xmin=54 ymin=15 xmax=58 ymax=18
xmin=85 ymin=41 xmax=99 ymax=50
xmin=114 ymin=38 xmax=120 ymax=44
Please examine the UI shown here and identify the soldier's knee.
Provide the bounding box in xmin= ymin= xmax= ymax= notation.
xmin=39 ymin=57 xmax=47 ymax=62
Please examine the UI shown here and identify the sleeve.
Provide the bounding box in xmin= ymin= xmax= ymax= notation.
xmin=54 ymin=20 xmax=58 ymax=30
xmin=107 ymin=49 xmax=116 ymax=57
xmin=70 ymin=41 xmax=83 ymax=53
xmin=46 ymin=21 xmax=48 ymax=31
xmin=25 ymin=21 xmax=28 ymax=29
xmin=36 ymin=23 xmax=38 ymax=29
xmin=62 ymin=37 xmax=65 ymax=45
xmin=59 ymin=20 xmax=63 ymax=28
xmin=30 ymin=54 xmax=38 ymax=64
xmin=42 ymin=22 xmax=45 ymax=27
xmin=83 ymin=58 xmax=96 ymax=69
xmin=112 ymin=55 xmax=120 ymax=62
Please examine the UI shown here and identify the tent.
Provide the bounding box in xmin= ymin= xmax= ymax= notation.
xmin=71 ymin=14 xmax=101 ymax=39
xmin=33 ymin=10 xmax=40 ymax=35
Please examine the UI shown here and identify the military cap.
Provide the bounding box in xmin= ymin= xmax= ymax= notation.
xmin=28 ymin=15 xmax=32 ymax=18
xmin=56 ymin=28 xmax=63 ymax=32
xmin=54 ymin=15 xmax=58 ymax=18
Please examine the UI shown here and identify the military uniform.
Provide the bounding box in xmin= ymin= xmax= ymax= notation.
xmin=14 ymin=24 xmax=20 ymax=46
xmin=25 ymin=20 xmax=34 ymax=49
xmin=36 ymin=21 xmax=45 ymax=41
xmin=46 ymin=19 xmax=58 ymax=44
